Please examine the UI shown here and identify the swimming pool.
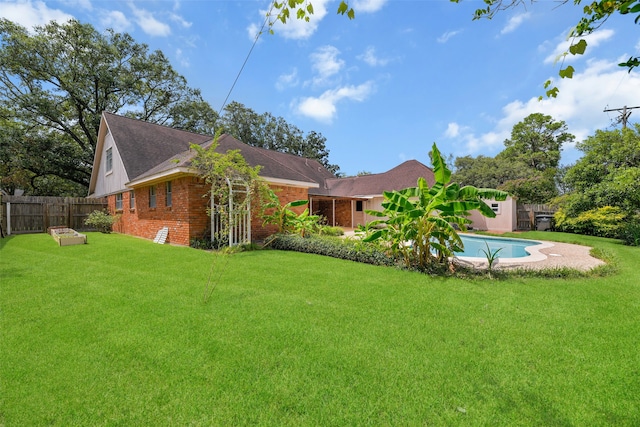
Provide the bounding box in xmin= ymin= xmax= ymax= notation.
xmin=457 ymin=234 xmax=542 ymax=259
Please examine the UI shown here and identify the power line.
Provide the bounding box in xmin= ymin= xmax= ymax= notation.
xmin=603 ymin=105 xmax=640 ymax=128
xmin=218 ymin=2 xmax=276 ymax=114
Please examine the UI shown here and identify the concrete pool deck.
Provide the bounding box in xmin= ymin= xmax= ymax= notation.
xmin=342 ymin=230 xmax=605 ymax=272
xmin=457 ymin=239 xmax=606 ymax=271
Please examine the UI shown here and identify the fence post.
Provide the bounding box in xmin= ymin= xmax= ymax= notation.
xmin=67 ymin=198 xmax=72 ymax=228
xmin=6 ymin=202 xmax=11 ymax=235
xmin=43 ymin=202 xmax=49 ymax=231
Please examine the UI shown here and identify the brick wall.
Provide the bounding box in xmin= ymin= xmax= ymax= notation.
xmin=252 ymin=184 xmax=309 ymax=242
xmin=109 ymin=178 xmax=309 ymax=245
xmin=108 ymin=176 xmax=209 ymax=246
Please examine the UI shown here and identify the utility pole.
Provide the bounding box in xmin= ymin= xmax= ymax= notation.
xmin=603 ymin=105 xmax=640 ymax=128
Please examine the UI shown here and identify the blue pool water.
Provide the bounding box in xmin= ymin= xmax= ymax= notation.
xmin=457 ymin=235 xmax=541 ymax=258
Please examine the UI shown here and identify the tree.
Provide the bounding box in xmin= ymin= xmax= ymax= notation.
xmin=561 ymin=125 xmax=640 ymax=215
xmin=498 ymin=113 xmax=572 ymax=172
xmin=220 ymin=101 xmax=339 ymax=174
xmin=0 ymin=19 xmax=218 ymax=195
xmin=452 ymin=113 xmax=573 ymax=204
xmin=453 ymin=155 xmax=530 ymax=189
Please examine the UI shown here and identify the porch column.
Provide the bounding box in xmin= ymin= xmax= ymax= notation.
xmin=332 ymin=199 xmax=335 ymax=226
xmin=351 ymin=200 xmax=354 ymax=228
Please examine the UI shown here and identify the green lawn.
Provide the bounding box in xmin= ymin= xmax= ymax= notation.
xmin=1 ymin=232 xmax=639 ymax=425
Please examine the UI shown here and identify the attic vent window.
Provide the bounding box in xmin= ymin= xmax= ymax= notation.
xmin=106 ymin=147 xmax=113 ymax=173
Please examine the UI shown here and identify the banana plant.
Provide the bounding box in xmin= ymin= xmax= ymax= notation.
xmin=262 ymin=189 xmax=314 ymax=234
xmin=363 ymin=143 xmax=508 ymax=270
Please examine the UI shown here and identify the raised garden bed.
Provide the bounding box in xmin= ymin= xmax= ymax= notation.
xmin=49 ymin=227 xmax=87 ymax=246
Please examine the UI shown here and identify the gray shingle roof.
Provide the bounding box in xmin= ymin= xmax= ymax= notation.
xmin=311 ymin=160 xmax=435 ymax=197
xmin=103 ymin=112 xmax=212 ymax=181
xmin=105 ymin=112 xmax=334 ymax=186
xmin=104 ymin=112 xmax=435 ymax=197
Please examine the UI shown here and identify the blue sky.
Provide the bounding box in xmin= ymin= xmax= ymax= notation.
xmin=2 ymin=0 xmax=639 ymax=176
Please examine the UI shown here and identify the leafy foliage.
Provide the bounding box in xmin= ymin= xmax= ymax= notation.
xmin=620 ymin=217 xmax=640 ymax=246
xmin=268 ymin=234 xmax=397 ymax=267
xmin=270 ymin=0 xmax=354 ymax=28
xmin=84 ymin=210 xmax=119 ymax=233
xmin=362 ymin=143 xmax=508 ymax=271
xmin=0 ymin=19 xmax=218 ymax=196
xmin=554 ymin=206 xmax=628 ymax=238
xmin=453 ymin=113 xmax=573 ymax=204
xmin=190 ymin=134 xmax=270 ymax=247
xmin=448 ymin=0 xmax=640 ymax=97
xmin=262 ymin=190 xmax=319 ymax=237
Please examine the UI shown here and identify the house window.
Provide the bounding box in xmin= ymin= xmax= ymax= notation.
xmin=491 ymin=203 xmax=501 ymax=214
xmin=106 ymin=147 xmax=113 ymax=173
xmin=129 ymin=190 xmax=135 ymax=209
xmin=115 ymin=193 xmax=123 ymax=210
xmin=149 ymin=185 xmax=156 ymax=208
xmin=356 ymin=200 xmax=363 ymax=212
xmin=165 ymin=181 xmax=172 ymax=207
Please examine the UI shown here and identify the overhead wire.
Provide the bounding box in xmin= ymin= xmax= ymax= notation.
xmin=218 ymin=1 xmax=276 ymax=114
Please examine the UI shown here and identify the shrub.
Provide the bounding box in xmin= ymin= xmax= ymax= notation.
xmin=84 ymin=210 xmax=119 ymax=233
xmin=317 ymin=225 xmax=344 ymax=236
xmin=268 ymin=234 xmax=398 ymax=267
xmin=190 ymin=235 xmax=232 ymax=250
xmin=554 ymin=206 xmax=627 ymax=238
xmin=620 ymin=217 xmax=640 ymax=246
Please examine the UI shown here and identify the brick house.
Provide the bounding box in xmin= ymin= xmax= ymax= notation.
xmin=88 ymin=112 xmax=437 ymax=245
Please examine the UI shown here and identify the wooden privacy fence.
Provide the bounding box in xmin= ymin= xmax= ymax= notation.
xmin=516 ymin=203 xmax=556 ymax=231
xmin=0 ymin=195 xmax=108 ymax=235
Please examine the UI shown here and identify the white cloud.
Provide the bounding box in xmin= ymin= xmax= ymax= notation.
xmin=451 ymin=58 xmax=640 ymax=163
xmin=0 ymin=0 xmax=73 ymax=28
xmin=445 ymin=123 xmax=461 ymax=138
xmin=500 ymin=12 xmax=530 ymax=35
xmin=358 ymin=46 xmax=390 ymax=67
xmin=543 ymin=29 xmax=615 ymax=65
xmin=353 ymin=0 xmax=388 ymax=13
xmin=170 ymin=13 xmax=191 ymax=29
xmin=276 ymin=68 xmax=299 ymax=91
xmin=100 ymin=10 xmax=132 ymax=33
xmin=437 ymin=30 xmax=462 ymax=44
xmin=309 ymin=45 xmax=345 ymax=86
xmin=294 ymin=81 xmax=376 ymax=123
xmin=129 ymin=4 xmax=171 ymax=37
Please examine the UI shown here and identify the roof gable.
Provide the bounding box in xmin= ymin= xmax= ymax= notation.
xmin=103 ymin=112 xmax=212 ymax=181
xmin=315 ymin=160 xmax=435 ymax=197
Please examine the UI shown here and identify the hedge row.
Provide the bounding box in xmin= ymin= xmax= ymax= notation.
xmin=267 ymin=233 xmax=398 ymax=267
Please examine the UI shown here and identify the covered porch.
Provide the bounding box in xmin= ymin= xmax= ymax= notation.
xmin=309 ymin=195 xmax=368 ymax=229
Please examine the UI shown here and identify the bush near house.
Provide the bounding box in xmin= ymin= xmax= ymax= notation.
xmin=84 ymin=210 xmax=119 ymax=233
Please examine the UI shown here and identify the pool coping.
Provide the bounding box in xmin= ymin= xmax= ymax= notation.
xmin=454 ymin=233 xmax=605 ymax=271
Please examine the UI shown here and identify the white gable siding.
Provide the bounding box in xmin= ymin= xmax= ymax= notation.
xmin=93 ymin=131 xmax=130 ymax=197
